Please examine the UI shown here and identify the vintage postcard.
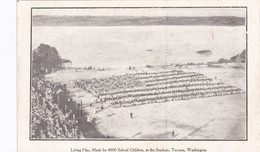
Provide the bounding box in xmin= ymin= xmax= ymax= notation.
xmin=17 ymin=0 xmax=260 ymax=152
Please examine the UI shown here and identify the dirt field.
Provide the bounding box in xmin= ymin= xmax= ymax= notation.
xmin=94 ymin=93 xmax=245 ymax=139
xmin=46 ymin=64 xmax=246 ymax=140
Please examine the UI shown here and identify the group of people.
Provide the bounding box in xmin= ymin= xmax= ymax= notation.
xmin=74 ymin=74 xmax=144 ymax=97
xmin=74 ymin=70 xmax=243 ymax=108
xmin=31 ymin=75 xmax=84 ymax=139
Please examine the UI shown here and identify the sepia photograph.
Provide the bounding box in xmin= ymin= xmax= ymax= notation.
xmin=30 ymin=7 xmax=247 ymax=140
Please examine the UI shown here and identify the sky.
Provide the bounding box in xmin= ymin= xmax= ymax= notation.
xmin=32 ymin=8 xmax=246 ymax=17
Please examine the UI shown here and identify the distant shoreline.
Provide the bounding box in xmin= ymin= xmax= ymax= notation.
xmin=33 ymin=16 xmax=245 ymax=27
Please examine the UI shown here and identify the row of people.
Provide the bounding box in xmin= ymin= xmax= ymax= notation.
xmin=111 ymin=88 xmax=243 ymax=108
xmin=101 ymin=82 xmax=223 ymax=96
xmin=102 ymin=86 xmax=241 ymax=102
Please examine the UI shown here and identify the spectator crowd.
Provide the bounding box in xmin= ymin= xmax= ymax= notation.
xmin=31 ymin=75 xmax=84 ymax=139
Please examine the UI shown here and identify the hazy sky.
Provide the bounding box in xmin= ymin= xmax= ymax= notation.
xmin=32 ymin=8 xmax=246 ymax=17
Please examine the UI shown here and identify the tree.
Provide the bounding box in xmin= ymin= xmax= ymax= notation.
xmin=32 ymin=43 xmax=62 ymax=74
xmin=217 ymin=58 xmax=229 ymax=64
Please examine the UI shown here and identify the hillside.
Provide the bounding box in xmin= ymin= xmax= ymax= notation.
xmin=217 ymin=50 xmax=246 ymax=63
xmin=229 ymin=49 xmax=246 ymax=63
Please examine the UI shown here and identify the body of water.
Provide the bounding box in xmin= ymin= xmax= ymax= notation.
xmin=32 ymin=26 xmax=246 ymax=68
